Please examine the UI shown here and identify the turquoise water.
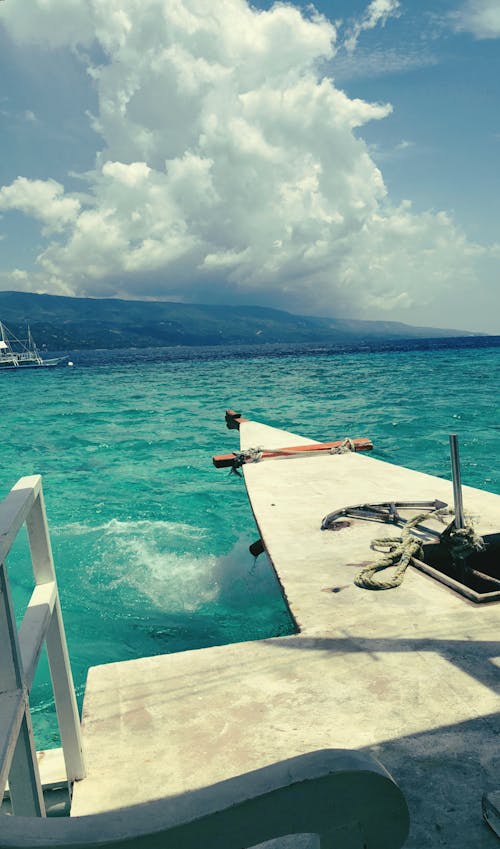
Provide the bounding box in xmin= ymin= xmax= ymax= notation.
xmin=2 ymin=341 xmax=499 ymax=747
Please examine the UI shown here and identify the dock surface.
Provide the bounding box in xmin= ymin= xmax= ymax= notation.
xmin=71 ymin=419 xmax=500 ymax=847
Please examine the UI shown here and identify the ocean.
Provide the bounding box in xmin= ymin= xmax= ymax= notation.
xmin=2 ymin=337 xmax=499 ymax=747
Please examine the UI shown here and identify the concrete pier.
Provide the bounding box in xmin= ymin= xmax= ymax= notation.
xmin=71 ymin=420 xmax=500 ymax=847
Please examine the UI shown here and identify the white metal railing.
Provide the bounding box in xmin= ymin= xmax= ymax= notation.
xmin=0 ymin=476 xmax=85 ymax=817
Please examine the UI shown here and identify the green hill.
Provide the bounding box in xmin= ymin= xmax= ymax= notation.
xmin=0 ymin=291 xmax=481 ymax=350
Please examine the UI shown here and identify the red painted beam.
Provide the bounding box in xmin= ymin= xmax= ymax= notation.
xmin=225 ymin=409 xmax=249 ymax=430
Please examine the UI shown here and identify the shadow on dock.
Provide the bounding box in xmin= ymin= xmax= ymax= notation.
xmin=263 ymin=635 xmax=500 ymax=848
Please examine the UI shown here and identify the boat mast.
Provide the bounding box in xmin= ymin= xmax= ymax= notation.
xmin=27 ymin=323 xmax=38 ymax=354
xmin=0 ymin=321 xmax=19 ymax=366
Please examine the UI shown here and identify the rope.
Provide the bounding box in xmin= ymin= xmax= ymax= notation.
xmin=329 ymin=438 xmax=355 ymax=454
xmin=354 ymin=506 xmax=484 ymax=591
xmin=446 ymin=524 xmax=485 ymax=559
xmin=230 ymin=447 xmax=263 ymax=476
xmin=231 ymin=438 xmax=356 ymax=474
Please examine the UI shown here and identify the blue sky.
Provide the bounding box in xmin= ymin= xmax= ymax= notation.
xmin=0 ymin=0 xmax=499 ymax=333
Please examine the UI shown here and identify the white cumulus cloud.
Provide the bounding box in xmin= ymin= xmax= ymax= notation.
xmin=451 ymin=0 xmax=500 ymax=38
xmin=0 ymin=0 xmax=496 ymax=324
xmin=0 ymin=177 xmax=81 ymax=233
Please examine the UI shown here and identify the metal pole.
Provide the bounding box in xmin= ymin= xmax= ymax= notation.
xmin=449 ymin=434 xmax=465 ymax=529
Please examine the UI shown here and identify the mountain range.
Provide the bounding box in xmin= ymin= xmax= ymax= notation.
xmin=0 ymin=290 xmax=482 ymax=351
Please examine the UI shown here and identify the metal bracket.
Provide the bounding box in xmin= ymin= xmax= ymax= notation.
xmin=321 ymin=500 xmax=448 ymax=531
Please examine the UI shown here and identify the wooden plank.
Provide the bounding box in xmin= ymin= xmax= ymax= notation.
xmin=0 ymin=690 xmax=25 ymax=797
xmin=0 ymin=476 xmax=40 ymax=565
xmin=0 ymin=562 xmax=24 ymax=693
xmin=19 ymin=581 xmax=57 ymax=690
xmin=8 ymin=710 xmax=46 ymax=816
xmin=225 ymin=409 xmax=249 ymax=430
xmin=213 ymin=438 xmax=373 ymax=468
xmin=45 ymin=601 xmax=86 ymax=781
xmin=26 ymin=490 xmax=57 ymax=584
xmin=25 ymin=484 xmax=86 ymax=781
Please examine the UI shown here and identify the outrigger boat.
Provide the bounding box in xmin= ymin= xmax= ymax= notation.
xmin=212 ymin=410 xmax=500 ymax=845
xmin=0 ymin=321 xmax=64 ymax=369
xmin=0 ymin=411 xmax=498 ymax=848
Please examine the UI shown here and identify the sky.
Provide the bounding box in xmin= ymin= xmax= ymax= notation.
xmin=0 ymin=0 xmax=499 ymax=333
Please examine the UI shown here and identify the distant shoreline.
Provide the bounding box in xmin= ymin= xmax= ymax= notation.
xmin=43 ymin=335 xmax=500 ymax=364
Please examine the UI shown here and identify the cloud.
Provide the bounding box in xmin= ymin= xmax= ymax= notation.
xmin=0 ymin=0 xmax=496 ymax=323
xmin=343 ymin=0 xmax=401 ymax=54
xmin=331 ymin=45 xmax=438 ymax=81
xmin=0 ymin=177 xmax=81 ymax=233
xmin=366 ymin=138 xmax=417 ymax=163
xmin=0 ymin=0 xmax=94 ymax=47
xmin=451 ymin=1 xmax=500 ymax=39
xmin=11 ymin=269 xmax=29 ymax=281
xmin=336 ymin=203 xmax=486 ymax=314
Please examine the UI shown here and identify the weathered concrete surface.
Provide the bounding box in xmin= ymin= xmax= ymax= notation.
xmin=72 ymin=420 xmax=500 ymax=848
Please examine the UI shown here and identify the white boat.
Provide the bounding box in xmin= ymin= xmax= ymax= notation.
xmin=0 ymin=410 xmax=498 ymax=848
xmin=212 ymin=410 xmax=500 ymax=845
xmin=0 ymin=321 xmax=65 ymax=369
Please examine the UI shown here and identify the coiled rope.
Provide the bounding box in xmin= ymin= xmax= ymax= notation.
xmin=354 ymin=506 xmax=485 ymax=590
